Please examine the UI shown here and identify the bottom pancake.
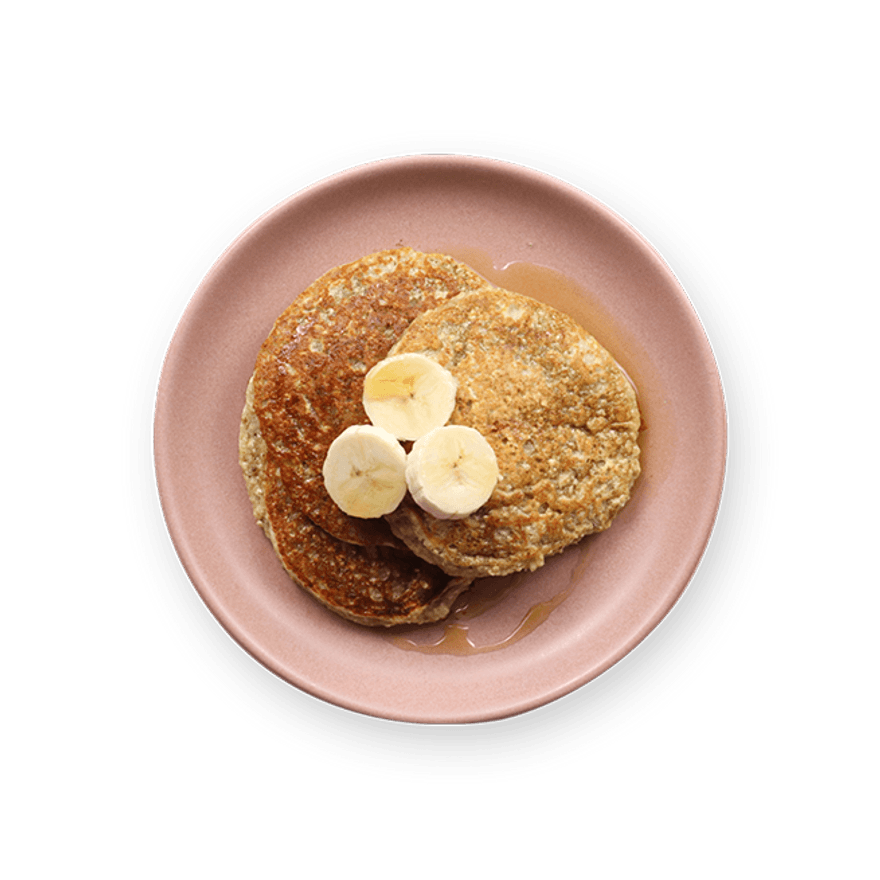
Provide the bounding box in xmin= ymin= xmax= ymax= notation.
xmin=239 ymin=379 xmax=472 ymax=626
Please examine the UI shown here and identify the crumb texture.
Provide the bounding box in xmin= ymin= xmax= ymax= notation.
xmin=240 ymin=249 xmax=488 ymax=625
xmin=384 ymin=287 xmax=641 ymax=578
xmin=252 ymin=248 xmax=492 ymax=548
xmin=240 ymin=377 xmax=471 ymax=626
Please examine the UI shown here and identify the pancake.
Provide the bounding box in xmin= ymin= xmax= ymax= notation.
xmin=251 ymin=247 xmax=492 ymax=548
xmin=240 ymin=377 xmax=472 ymax=626
xmin=384 ymin=286 xmax=641 ymax=578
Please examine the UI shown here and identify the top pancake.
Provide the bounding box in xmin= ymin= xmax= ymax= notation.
xmin=251 ymin=248 xmax=492 ymax=547
xmin=384 ymin=286 xmax=641 ymax=578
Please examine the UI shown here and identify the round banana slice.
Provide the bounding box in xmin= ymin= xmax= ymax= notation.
xmin=405 ymin=425 xmax=499 ymax=520
xmin=363 ymin=353 xmax=457 ymax=441
xmin=322 ymin=425 xmax=407 ymax=518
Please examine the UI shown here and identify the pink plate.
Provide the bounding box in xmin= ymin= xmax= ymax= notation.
xmin=154 ymin=155 xmax=726 ymax=723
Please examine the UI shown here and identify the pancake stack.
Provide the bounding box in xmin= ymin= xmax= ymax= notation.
xmin=240 ymin=248 xmax=641 ymax=626
xmin=240 ymin=249 xmax=487 ymax=625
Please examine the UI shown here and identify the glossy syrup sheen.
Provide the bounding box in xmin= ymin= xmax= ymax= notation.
xmin=389 ymin=547 xmax=594 ymax=656
xmin=390 ymin=580 xmax=572 ymax=655
xmin=385 ymin=250 xmax=640 ymax=656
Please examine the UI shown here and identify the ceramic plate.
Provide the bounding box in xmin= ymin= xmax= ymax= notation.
xmin=154 ymin=155 xmax=726 ymax=723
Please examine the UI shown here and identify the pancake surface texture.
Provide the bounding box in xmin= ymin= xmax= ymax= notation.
xmin=240 ymin=378 xmax=471 ymax=626
xmin=241 ymin=248 xmax=489 ymax=625
xmin=251 ymin=247 xmax=491 ymax=548
xmin=384 ymin=287 xmax=641 ymax=578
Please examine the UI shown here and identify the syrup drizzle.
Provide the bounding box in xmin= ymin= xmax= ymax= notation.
xmin=388 ymin=549 xmax=592 ymax=656
xmin=391 ymin=588 xmax=572 ymax=655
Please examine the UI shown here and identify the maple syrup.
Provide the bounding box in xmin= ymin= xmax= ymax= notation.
xmin=390 ymin=586 xmax=571 ymax=655
xmin=388 ymin=547 xmax=594 ymax=656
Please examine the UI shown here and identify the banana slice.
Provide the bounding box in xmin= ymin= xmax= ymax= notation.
xmin=406 ymin=425 xmax=499 ymax=520
xmin=322 ymin=424 xmax=407 ymax=518
xmin=363 ymin=353 xmax=457 ymax=441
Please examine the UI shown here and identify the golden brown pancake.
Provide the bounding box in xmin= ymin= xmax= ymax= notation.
xmin=384 ymin=287 xmax=641 ymax=578
xmin=251 ymin=247 xmax=492 ymax=548
xmin=240 ymin=377 xmax=472 ymax=626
